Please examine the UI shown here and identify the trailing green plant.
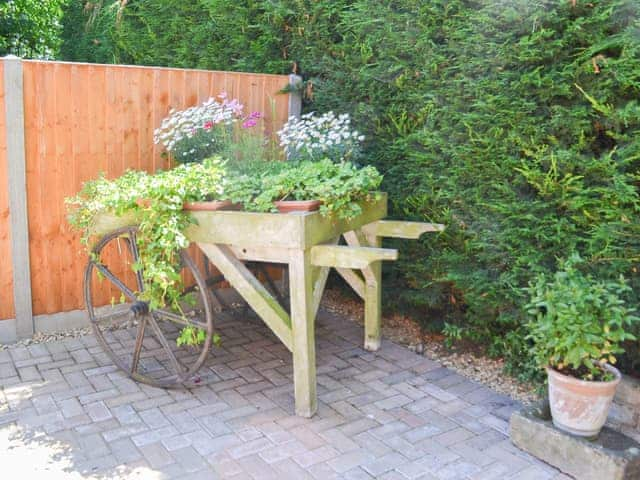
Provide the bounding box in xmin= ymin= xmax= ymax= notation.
xmin=525 ymin=254 xmax=639 ymax=381
xmin=67 ymin=158 xmax=227 ymax=317
xmin=251 ymin=159 xmax=383 ymax=219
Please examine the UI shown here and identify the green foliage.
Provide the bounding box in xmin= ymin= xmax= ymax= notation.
xmin=251 ymin=159 xmax=383 ymax=219
xmin=1 ymin=0 xmax=66 ymax=58
xmin=526 ymin=254 xmax=638 ymax=381
xmin=60 ymin=0 xmax=640 ymax=379
xmin=67 ymin=158 xmax=227 ymax=312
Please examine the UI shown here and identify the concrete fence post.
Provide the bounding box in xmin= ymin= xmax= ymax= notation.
xmin=288 ymin=74 xmax=303 ymax=119
xmin=3 ymin=55 xmax=33 ymax=340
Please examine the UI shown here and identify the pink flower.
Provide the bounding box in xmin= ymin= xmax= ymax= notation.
xmin=242 ymin=119 xmax=257 ymax=129
xmin=249 ymin=111 xmax=262 ymax=119
xmin=203 ymin=121 xmax=214 ymax=130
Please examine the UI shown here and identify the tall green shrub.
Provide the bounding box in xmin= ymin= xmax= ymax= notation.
xmin=1 ymin=0 xmax=66 ymax=58
xmin=60 ymin=0 xmax=640 ymax=379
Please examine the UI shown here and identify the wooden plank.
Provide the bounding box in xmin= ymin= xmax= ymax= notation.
xmin=361 ymin=220 xmax=445 ymax=239
xmin=289 ymin=249 xmax=317 ymax=418
xmin=229 ymin=245 xmax=291 ymax=264
xmin=310 ymin=237 xmax=339 ymax=318
xmin=310 ymin=245 xmax=397 ymax=269
xmin=343 ymin=229 xmax=382 ymax=351
xmin=186 ymin=210 xmax=304 ymax=248
xmin=197 ymin=243 xmax=293 ymax=351
xmin=303 ymin=194 xmax=388 ymax=248
xmin=335 ymin=268 xmax=365 ymax=300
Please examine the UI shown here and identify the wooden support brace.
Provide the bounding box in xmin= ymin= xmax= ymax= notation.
xmin=361 ymin=220 xmax=445 ymax=239
xmin=310 ymin=245 xmax=397 ymax=270
xmin=335 ymin=268 xmax=365 ymax=299
xmin=197 ymin=243 xmax=293 ymax=351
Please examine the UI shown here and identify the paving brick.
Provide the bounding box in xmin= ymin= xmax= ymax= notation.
xmin=131 ymin=425 xmax=179 ymax=447
xmin=139 ymin=441 xmax=175 ymax=468
xmin=327 ymin=449 xmax=375 ymax=474
xmin=110 ymin=437 xmax=143 ymax=463
xmin=361 ymin=451 xmax=408 ymax=477
xmin=86 ymin=401 xmax=113 ymax=422
xmin=172 ymin=446 xmax=208 ymax=473
xmin=228 ymin=436 xmax=273 ymax=459
xmin=139 ymin=407 xmax=171 ymax=429
xmin=17 ymin=366 xmax=41 ymax=382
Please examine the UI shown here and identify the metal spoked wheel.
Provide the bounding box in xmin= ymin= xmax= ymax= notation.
xmin=84 ymin=226 xmax=214 ymax=388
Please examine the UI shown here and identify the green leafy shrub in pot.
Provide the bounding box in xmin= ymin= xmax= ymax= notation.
xmin=525 ymin=254 xmax=639 ymax=437
xmin=250 ymin=159 xmax=383 ymax=219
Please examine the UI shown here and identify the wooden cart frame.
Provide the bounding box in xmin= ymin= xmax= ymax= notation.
xmin=86 ymin=194 xmax=442 ymax=417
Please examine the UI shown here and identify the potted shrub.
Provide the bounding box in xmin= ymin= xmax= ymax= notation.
xmin=525 ymin=254 xmax=639 ymax=438
xmin=251 ymin=159 xmax=383 ymax=219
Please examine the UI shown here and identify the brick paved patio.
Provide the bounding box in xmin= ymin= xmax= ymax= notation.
xmin=0 ymin=308 xmax=569 ymax=479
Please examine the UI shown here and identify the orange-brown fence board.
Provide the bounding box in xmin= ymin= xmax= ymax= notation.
xmin=16 ymin=60 xmax=291 ymax=316
xmin=0 ymin=62 xmax=16 ymax=320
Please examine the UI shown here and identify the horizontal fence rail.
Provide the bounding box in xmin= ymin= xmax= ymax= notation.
xmin=0 ymin=58 xmax=298 ymax=341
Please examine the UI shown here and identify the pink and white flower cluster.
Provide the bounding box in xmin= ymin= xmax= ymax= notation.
xmin=153 ymin=93 xmax=244 ymax=152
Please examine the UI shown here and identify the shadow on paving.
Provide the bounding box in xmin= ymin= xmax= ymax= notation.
xmin=0 ymin=308 xmax=564 ymax=479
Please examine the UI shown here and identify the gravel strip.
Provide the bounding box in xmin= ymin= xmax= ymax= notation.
xmin=0 ymin=327 xmax=94 ymax=350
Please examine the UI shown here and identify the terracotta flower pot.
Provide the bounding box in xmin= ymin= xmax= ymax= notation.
xmin=546 ymin=364 xmax=621 ymax=438
xmin=182 ymin=200 xmax=241 ymax=211
xmin=274 ymin=199 xmax=322 ymax=213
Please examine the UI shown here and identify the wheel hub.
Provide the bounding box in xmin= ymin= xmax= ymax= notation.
xmin=130 ymin=301 xmax=150 ymax=317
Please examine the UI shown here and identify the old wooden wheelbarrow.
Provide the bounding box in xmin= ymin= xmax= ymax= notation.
xmin=84 ymin=194 xmax=443 ymax=417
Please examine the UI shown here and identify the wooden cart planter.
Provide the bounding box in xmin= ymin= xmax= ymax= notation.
xmin=84 ymin=194 xmax=443 ymax=417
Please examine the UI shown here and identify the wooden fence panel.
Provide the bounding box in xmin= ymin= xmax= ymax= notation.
xmin=18 ymin=60 xmax=291 ymax=316
xmin=0 ymin=61 xmax=15 ymax=320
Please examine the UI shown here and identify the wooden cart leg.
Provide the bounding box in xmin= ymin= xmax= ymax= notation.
xmin=289 ymin=249 xmax=317 ymax=418
xmin=344 ymin=230 xmax=383 ymax=352
xmin=364 ymin=260 xmax=382 ymax=351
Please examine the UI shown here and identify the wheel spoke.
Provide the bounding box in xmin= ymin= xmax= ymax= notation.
xmin=130 ymin=317 xmax=147 ymax=374
xmin=153 ymin=308 xmax=208 ymax=330
xmin=124 ymin=229 xmax=145 ymax=292
xmin=94 ymin=262 xmax=137 ymax=301
xmin=148 ymin=316 xmax=184 ymax=376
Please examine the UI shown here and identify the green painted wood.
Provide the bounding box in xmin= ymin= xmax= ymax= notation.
xmin=343 ymin=229 xmax=382 ymax=351
xmin=289 ymin=249 xmax=317 ymax=417
xmin=302 ymin=194 xmax=387 ymax=248
xmin=310 ymin=237 xmax=339 ymax=318
xmin=364 ymin=235 xmax=382 ymax=352
xmin=89 ymin=211 xmax=140 ymax=238
xmin=362 ymin=220 xmax=445 ymax=239
xmin=310 ymin=245 xmax=397 ymax=269
xmin=197 ymin=243 xmax=293 ymax=352
xmin=91 ymin=195 xmax=387 ymax=249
